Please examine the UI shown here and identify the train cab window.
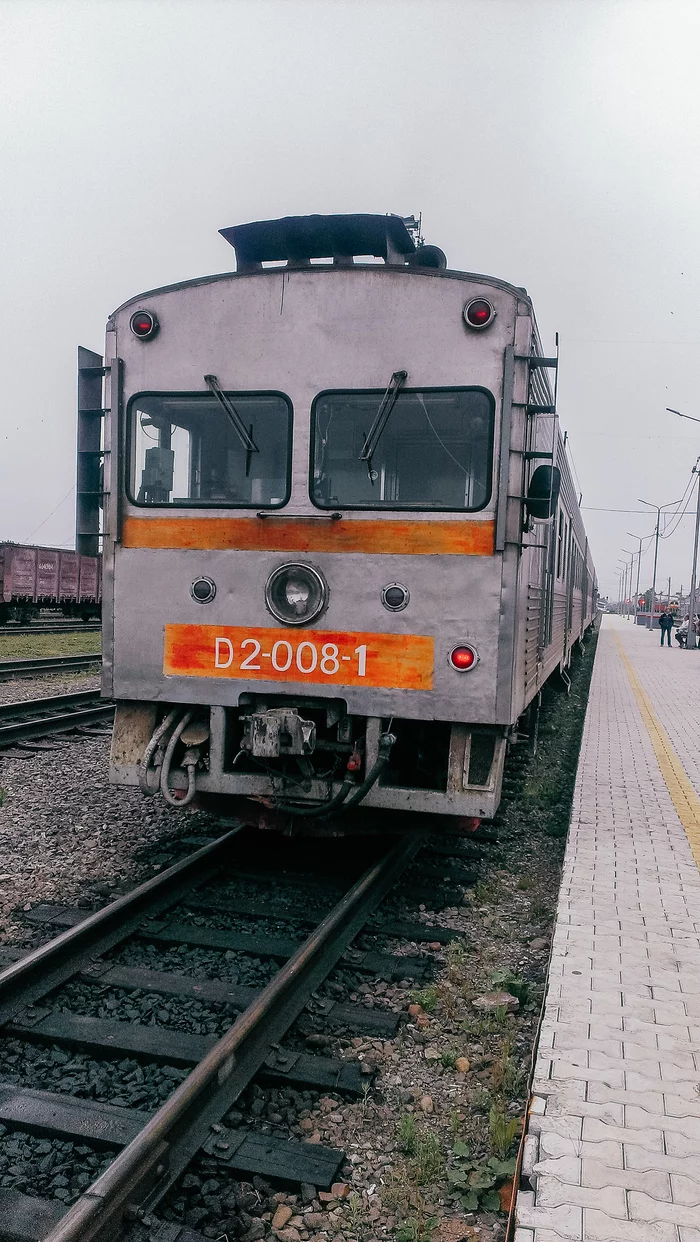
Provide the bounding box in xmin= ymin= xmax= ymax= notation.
xmin=310 ymin=387 xmax=494 ymax=510
xmin=127 ymin=392 xmax=292 ymax=508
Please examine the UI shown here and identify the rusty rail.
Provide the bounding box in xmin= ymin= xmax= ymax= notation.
xmin=42 ymin=835 xmax=420 ymax=1242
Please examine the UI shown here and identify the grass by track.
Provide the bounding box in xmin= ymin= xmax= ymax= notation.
xmin=0 ymin=631 xmax=102 ymax=660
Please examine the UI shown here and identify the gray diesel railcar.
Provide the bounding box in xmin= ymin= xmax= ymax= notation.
xmin=78 ymin=213 xmax=596 ymax=829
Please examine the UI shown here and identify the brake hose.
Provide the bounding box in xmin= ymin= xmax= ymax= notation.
xmin=274 ymin=775 xmax=356 ymax=818
xmin=276 ymin=733 xmax=396 ymax=818
xmin=340 ymin=732 xmax=395 ymax=811
xmin=139 ymin=708 xmax=181 ymax=795
xmin=160 ymin=709 xmax=198 ymax=807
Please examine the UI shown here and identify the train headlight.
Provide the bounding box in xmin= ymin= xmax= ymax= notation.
xmin=449 ymin=643 xmax=478 ymax=671
xmin=265 ymin=563 xmax=327 ymax=625
xmin=382 ymin=583 xmax=410 ymax=612
xmin=191 ymin=576 xmax=216 ymax=604
xmin=463 ymin=298 xmax=495 ymax=330
xmin=130 ymin=310 xmax=159 ymax=339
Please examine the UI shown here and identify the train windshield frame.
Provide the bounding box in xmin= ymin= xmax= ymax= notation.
xmin=310 ymin=386 xmax=495 ymax=512
xmin=126 ymin=391 xmax=293 ymax=509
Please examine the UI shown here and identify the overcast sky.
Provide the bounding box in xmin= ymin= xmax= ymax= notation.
xmin=1 ymin=0 xmax=698 ymax=600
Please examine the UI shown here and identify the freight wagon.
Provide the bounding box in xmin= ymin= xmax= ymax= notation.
xmin=0 ymin=542 xmax=101 ymax=623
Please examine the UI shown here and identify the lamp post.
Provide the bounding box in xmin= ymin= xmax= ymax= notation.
xmin=616 ymin=559 xmax=628 ymax=617
xmin=627 ymin=533 xmax=644 ymax=625
xmin=622 ymin=549 xmax=636 ymax=619
xmin=639 ymin=497 xmax=682 ymax=630
xmin=667 ymin=410 xmax=700 ymax=651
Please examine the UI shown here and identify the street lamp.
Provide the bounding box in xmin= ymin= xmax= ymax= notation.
xmin=615 ymin=568 xmax=624 ymax=615
xmin=616 ymin=559 xmax=629 ymax=617
xmin=622 ymin=548 xmax=636 ymax=619
xmin=666 ymin=410 xmax=700 ymax=649
xmin=627 ymin=533 xmax=645 ymax=625
xmin=638 ymin=497 xmax=682 ymax=630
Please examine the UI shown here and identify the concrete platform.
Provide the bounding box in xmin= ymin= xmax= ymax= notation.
xmin=515 ymin=614 xmax=700 ymax=1242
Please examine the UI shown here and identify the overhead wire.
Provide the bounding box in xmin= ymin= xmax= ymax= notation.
xmin=23 ymin=485 xmax=75 ymax=542
xmin=660 ymin=467 xmax=698 ymax=541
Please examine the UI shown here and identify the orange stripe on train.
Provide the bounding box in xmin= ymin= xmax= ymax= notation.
xmin=123 ymin=516 xmax=495 ymax=556
xmin=164 ymin=624 xmax=434 ymax=691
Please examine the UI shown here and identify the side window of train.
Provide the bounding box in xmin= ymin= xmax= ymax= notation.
xmin=127 ymin=392 xmax=293 ymax=509
xmin=310 ymin=387 xmax=495 ymax=511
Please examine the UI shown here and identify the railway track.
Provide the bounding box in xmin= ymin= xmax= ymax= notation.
xmin=0 ymin=624 xmax=101 ymax=637
xmin=0 ymin=826 xmax=482 ymax=1241
xmin=0 ymin=654 xmax=101 ymax=682
xmin=0 ymin=690 xmax=114 ymax=749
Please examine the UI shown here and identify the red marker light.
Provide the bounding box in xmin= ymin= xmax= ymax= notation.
xmin=449 ymin=644 xmax=477 ymax=671
xmin=130 ymin=310 xmax=158 ymax=339
xmin=464 ymin=298 xmax=495 ymax=330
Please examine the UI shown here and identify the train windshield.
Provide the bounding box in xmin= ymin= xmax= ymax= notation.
xmin=128 ymin=392 xmax=292 ymax=508
xmin=311 ymin=387 xmax=494 ymax=510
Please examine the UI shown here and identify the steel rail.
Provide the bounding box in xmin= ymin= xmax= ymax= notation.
xmin=0 ymin=623 xmax=101 ymax=636
xmin=0 ymin=691 xmax=114 ymax=747
xmin=0 ymin=653 xmax=101 ymax=680
xmin=0 ymin=690 xmax=102 ymax=721
xmin=0 ymin=827 xmax=244 ymax=1026
xmin=42 ymin=835 xmax=420 ymax=1242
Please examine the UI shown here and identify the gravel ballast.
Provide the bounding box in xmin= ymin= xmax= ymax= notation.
xmin=0 ymin=732 xmax=219 ymax=945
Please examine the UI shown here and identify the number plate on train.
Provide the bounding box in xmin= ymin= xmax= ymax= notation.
xmin=163 ymin=624 xmax=434 ymax=690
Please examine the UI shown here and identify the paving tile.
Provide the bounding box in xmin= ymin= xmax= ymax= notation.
xmin=628 ymin=1190 xmax=700 ymax=1226
xmin=535 ymin=1181 xmax=628 ymax=1215
xmin=669 ymin=1172 xmax=700 ymax=1206
xmin=516 ymin=1199 xmax=584 ymax=1238
xmin=515 ymin=618 xmax=700 ymax=1241
xmin=582 ymin=1212 xmax=679 ymax=1241
xmin=622 ymin=1142 xmax=700 ymax=1178
xmin=538 ymin=1132 xmax=624 ymax=1167
xmin=532 ymin=1155 xmax=582 ymax=1186
xmin=579 ymin=1157 xmax=671 ymax=1199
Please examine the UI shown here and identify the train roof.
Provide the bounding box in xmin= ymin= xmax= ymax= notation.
xmin=219 ymin=213 xmax=417 ymax=266
xmin=111 ymin=213 xmax=533 ymax=317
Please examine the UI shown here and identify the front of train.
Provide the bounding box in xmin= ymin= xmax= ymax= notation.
xmin=99 ymin=214 xmax=529 ymax=832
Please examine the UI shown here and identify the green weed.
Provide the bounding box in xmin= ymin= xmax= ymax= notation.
xmin=490 ymin=967 xmax=530 ymax=1004
xmin=415 ymin=1131 xmax=443 ymax=1184
xmin=397 ymin=1112 xmax=418 ymax=1156
xmin=396 ymin=1214 xmax=439 ymax=1242
xmin=446 ymin=1138 xmax=516 ymax=1214
xmin=409 ymin=986 xmax=438 ymax=1013
xmin=489 ymin=1102 xmax=520 ymax=1159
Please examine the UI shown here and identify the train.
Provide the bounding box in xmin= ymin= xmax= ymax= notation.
xmin=0 ymin=542 xmax=101 ymax=624
xmin=79 ymin=212 xmax=596 ymax=832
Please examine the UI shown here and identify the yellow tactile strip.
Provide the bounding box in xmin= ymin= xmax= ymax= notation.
xmin=614 ymin=630 xmax=700 ymax=868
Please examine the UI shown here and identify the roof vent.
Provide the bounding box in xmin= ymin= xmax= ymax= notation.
xmin=219 ymin=213 xmax=417 ymax=272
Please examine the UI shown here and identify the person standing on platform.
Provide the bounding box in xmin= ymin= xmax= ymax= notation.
xmin=658 ymin=609 xmax=673 ymax=646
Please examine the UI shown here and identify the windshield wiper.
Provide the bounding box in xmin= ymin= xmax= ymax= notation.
xmin=359 ymin=370 xmax=408 ymax=474
xmin=204 ymin=375 xmax=259 ymax=463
